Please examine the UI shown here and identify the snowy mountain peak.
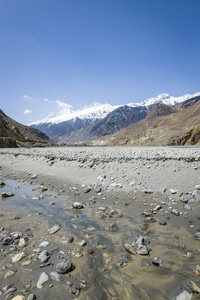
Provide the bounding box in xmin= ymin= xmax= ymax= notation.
xmin=29 ymin=92 xmax=200 ymax=126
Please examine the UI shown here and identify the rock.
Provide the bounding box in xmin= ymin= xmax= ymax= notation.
xmin=26 ymin=294 xmax=36 ymax=300
xmin=0 ymin=181 xmax=5 ymax=187
xmin=143 ymin=187 xmax=154 ymax=194
xmin=169 ymin=189 xmax=177 ymax=194
xmin=3 ymin=237 xmax=14 ymax=245
xmin=190 ymin=280 xmax=200 ymax=293
xmin=11 ymin=296 xmax=26 ymax=300
xmin=39 ymin=241 xmax=49 ymax=247
xmin=124 ymin=244 xmax=137 ymax=255
xmin=72 ymin=202 xmax=84 ymax=209
xmin=195 ymin=185 xmax=200 ymax=190
xmin=171 ymin=209 xmax=180 ymax=216
xmin=175 ymin=290 xmax=192 ymax=300
xmin=4 ymin=270 xmax=15 ymax=278
xmin=99 ymin=207 xmax=107 ymax=212
xmin=12 ymin=252 xmax=26 ymax=263
xmin=60 ymin=235 xmax=74 ymax=243
xmin=152 ymin=257 xmax=162 ymax=266
xmin=47 ymin=224 xmax=60 ymax=234
xmin=37 ymin=272 xmax=49 ymax=289
xmin=136 ymin=244 xmax=149 ymax=255
xmin=31 ymin=174 xmax=38 ymax=179
xmin=94 ymin=186 xmax=101 ymax=193
xmin=55 ymin=259 xmax=74 ymax=274
xmin=38 ymin=250 xmax=50 ymax=263
xmin=50 ymin=271 xmax=61 ymax=282
xmin=159 ymin=221 xmax=167 ymax=226
xmin=5 ymin=287 xmax=17 ymax=295
xmin=84 ymin=187 xmax=91 ymax=193
xmin=143 ymin=216 xmax=157 ymax=223
xmin=153 ymin=205 xmax=162 ymax=211
xmin=21 ymin=260 xmax=32 ymax=266
xmin=79 ymin=240 xmax=87 ymax=247
xmin=18 ymin=238 xmax=26 ymax=247
xmin=1 ymin=192 xmax=14 ymax=197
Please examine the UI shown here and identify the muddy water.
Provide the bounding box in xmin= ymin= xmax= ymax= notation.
xmin=0 ymin=180 xmax=199 ymax=300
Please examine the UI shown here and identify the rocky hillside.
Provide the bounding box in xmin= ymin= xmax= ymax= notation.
xmin=0 ymin=110 xmax=55 ymax=148
xmin=89 ymin=95 xmax=200 ymax=146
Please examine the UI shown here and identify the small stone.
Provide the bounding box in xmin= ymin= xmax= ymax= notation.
xmin=21 ymin=260 xmax=32 ymax=266
xmin=171 ymin=209 xmax=180 ymax=216
xmin=11 ymin=296 xmax=25 ymax=300
xmin=3 ymin=237 xmax=14 ymax=245
xmin=12 ymin=252 xmax=26 ymax=263
xmin=105 ymin=223 xmax=118 ymax=231
xmin=84 ymin=187 xmax=91 ymax=193
xmin=0 ymin=181 xmax=5 ymax=187
xmin=79 ymin=240 xmax=87 ymax=247
xmin=169 ymin=189 xmax=177 ymax=194
xmin=37 ymin=272 xmax=49 ymax=289
xmin=194 ymin=232 xmax=200 ymax=240
xmin=2 ymin=192 xmax=14 ymax=198
xmin=4 ymin=270 xmax=15 ymax=278
xmin=152 ymin=257 xmax=162 ymax=266
xmin=47 ymin=224 xmax=60 ymax=234
xmin=18 ymin=238 xmax=26 ymax=247
xmin=72 ymin=202 xmax=84 ymax=209
xmin=159 ymin=221 xmax=167 ymax=226
xmin=175 ymin=290 xmax=192 ymax=300
xmin=124 ymin=244 xmax=137 ymax=255
xmin=195 ymin=185 xmax=200 ymax=190
xmin=136 ymin=244 xmax=149 ymax=255
xmin=26 ymin=294 xmax=35 ymax=300
xmin=55 ymin=259 xmax=74 ymax=274
xmin=31 ymin=174 xmax=38 ymax=179
xmin=39 ymin=241 xmax=49 ymax=247
xmin=50 ymin=271 xmax=61 ymax=282
xmin=143 ymin=187 xmax=154 ymax=194
xmin=38 ymin=250 xmax=50 ymax=263
xmin=60 ymin=235 xmax=74 ymax=243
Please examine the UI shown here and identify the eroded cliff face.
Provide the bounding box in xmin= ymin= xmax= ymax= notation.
xmin=168 ymin=126 xmax=200 ymax=146
xmin=0 ymin=110 xmax=55 ymax=148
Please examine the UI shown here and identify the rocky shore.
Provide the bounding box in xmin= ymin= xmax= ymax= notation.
xmin=0 ymin=146 xmax=200 ymax=300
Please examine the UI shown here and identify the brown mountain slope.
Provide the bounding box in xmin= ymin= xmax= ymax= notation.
xmin=89 ymin=99 xmax=200 ymax=146
xmin=0 ymin=110 xmax=55 ymax=148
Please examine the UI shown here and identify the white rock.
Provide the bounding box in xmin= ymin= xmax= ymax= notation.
xmin=39 ymin=241 xmax=49 ymax=247
xmin=37 ymin=272 xmax=49 ymax=289
xmin=50 ymin=271 xmax=61 ymax=282
xmin=47 ymin=225 xmax=60 ymax=234
xmin=175 ymin=290 xmax=192 ymax=300
xmin=12 ymin=252 xmax=26 ymax=263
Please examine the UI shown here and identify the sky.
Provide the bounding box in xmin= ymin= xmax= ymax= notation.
xmin=0 ymin=0 xmax=200 ymax=125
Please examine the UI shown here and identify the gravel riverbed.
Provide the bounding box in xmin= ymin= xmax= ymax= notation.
xmin=0 ymin=146 xmax=200 ymax=300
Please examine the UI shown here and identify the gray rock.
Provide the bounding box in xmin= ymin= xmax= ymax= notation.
xmin=175 ymin=290 xmax=192 ymax=300
xmin=159 ymin=221 xmax=167 ymax=226
xmin=136 ymin=244 xmax=149 ymax=255
xmin=152 ymin=257 xmax=162 ymax=266
xmin=47 ymin=224 xmax=60 ymax=234
xmin=143 ymin=187 xmax=154 ymax=194
xmin=2 ymin=237 xmax=14 ymax=245
xmin=72 ymin=202 xmax=84 ymax=209
xmin=37 ymin=272 xmax=49 ymax=289
xmin=38 ymin=250 xmax=50 ymax=263
xmin=60 ymin=235 xmax=74 ymax=243
xmin=94 ymin=186 xmax=101 ymax=193
xmin=124 ymin=244 xmax=137 ymax=255
xmin=169 ymin=189 xmax=177 ymax=194
xmin=105 ymin=223 xmax=118 ymax=231
xmin=194 ymin=232 xmax=200 ymax=240
xmin=50 ymin=271 xmax=61 ymax=282
xmin=31 ymin=174 xmax=38 ymax=179
xmin=27 ymin=294 xmax=36 ymax=300
xmin=84 ymin=187 xmax=91 ymax=193
xmin=79 ymin=240 xmax=87 ymax=247
xmin=1 ymin=192 xmax=14 ymax=197
xmin=55 ymin=259 xmax=74 ymax=274
xmin=171 ymin=209 xmax=180 ymax=216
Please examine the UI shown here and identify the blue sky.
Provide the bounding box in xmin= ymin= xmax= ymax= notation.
xmin=0 ymin=0 xmax=200 ymax=124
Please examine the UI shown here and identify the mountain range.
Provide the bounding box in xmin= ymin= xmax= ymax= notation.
xmin=30 ymin=92 xmax=200 ymax=146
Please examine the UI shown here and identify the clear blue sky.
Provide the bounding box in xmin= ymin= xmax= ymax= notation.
xmin=0 ymin=0 xmax=200 ymax=124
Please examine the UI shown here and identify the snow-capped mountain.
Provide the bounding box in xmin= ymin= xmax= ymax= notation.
xmin=30 ymin=92 xmax=200 ymax=144
xmin=30 ymin=102 xmax=119 ymax=126
xmin=30 ymin=92 xmax=200 ymax=127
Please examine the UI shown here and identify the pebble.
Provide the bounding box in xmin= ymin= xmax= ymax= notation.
xmin=124 ymin=244 xmax=136 ymax=255
xmin=151 ymin=257 xmax=162 ymax=266
xmin=47 ymin=224 xmax=60 ymax=234
xmin=4 ymin=270 xmax=15 ymax=278
xmin=38 ymin=250 xmax=50 ymax=263
xmin=55 ymin=259 xmax=74 ymax=274
xmin=37 ymin=272 xmax=49 ymax=289
xmin=1 ymin=192 xmax=14 ymax=198
xmin=175 ymin=290 xmax=192 ymax=300
xmin=60 ymin=235 xmax=74 ymax=243
xmin=26 ymin=294 xmax=35 ymax=300
xmin=72 ymin=202 xmax=84 ymax=209
xmin=171 ymin=209 xmax=180 ymax=216
xmin=84 ymin=187 xmax=91 ymax=193
xmin=79 ymin=240 xmax=87 ymax=247
xmin=11 ymin=296 xmax=26 ymax=300
xmin=18 ymin=238 xmax=26 ymax=247
xmin=170 ymin=189 xmax=177 ymax=194
xmin=39 ymin=241 xmax=49 ymax=247
xmin=12 ymin=252 xmax=26 ymax=263
xmin=50 ymin=271 xmax=61 ymax=282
